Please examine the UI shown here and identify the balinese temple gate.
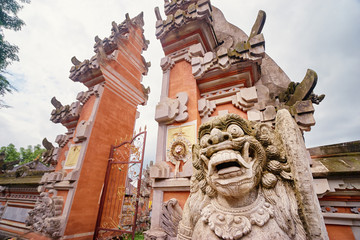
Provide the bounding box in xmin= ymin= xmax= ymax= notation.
xmin=145 ymin=0 xmax=358 ymax=240
xmin=21 ymin=13 xmax=150 ymax=240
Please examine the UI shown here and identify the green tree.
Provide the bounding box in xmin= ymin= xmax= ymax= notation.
xmin=0 ymin=0 xmax=30 ymax=108
xmin=0 ymin=143 xmax=20 ymax=162
xmin=0 ymin=143 xmax=45 ymax=164
xmin=19 ymin=144 xmax=45 ymax=164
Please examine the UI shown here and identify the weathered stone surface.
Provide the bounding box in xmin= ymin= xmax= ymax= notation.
xmin=155 ymin=92 xmax=189 ymax=124
xmin=198 ymin=98 xmax=216 ymax=118
xmin=189 ymin=43 xmax=205 ymax=57
xmin=160 ymin=199 xmax=183 ymax=239
xmin=262 ymin=105 xmax=276 ymax=121
xmin=55 ymin=134 xmax=69 ymax=148
xmin=144 ymin=228 xmax=167 ymax=240
xmin=42 ymin=138 xmax=59 ymax=166
xmin=155 ymin=0 xmax=213 ymax=40
xmin=150 ymin=161 xmax=171 ymax=179
xmin=26 ymin=190 xmax=64 ymax=239
xmin=247 ymin=109 xmax=261 ymax=121
xmin=275 ymin=109 xmax=328 ymax=239
xmin=295 ymin=113 xmax=316 ymax=128
xmin=240 ymin=86 xmax=258 ymax=102
xmin=74 ymin=120 xmax=92 ymax=143
xmin=177 ymin=113 xmax=328 ymax=239
xmin=155 ymin=98 xmax=178 ymax=123
xmin=292 ymin=100 xmax=315 ymax=114
xmin=286 ymin=69 xmax=317 ymax=106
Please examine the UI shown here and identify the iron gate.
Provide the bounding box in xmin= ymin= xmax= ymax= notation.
xmin=94 ymin=130 xmax=147 ymax=240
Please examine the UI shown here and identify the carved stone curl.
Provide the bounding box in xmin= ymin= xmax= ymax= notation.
xmin=155 ymin=92 xmax=189 ymax=124
xmin=178 ymin=112 xmax=328 ymax=240
xmin=26 ymin=190 xmax=64 ymax=238
xmin=42 ymin=138 xmax=59 ymax=166
xmin=160 ymin=198 xmax=183 ymax=239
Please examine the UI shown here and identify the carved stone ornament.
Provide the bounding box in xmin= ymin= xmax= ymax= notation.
xmin=42 ymin=138 xmax=59 ymax=166
xmin=155 ymin=92 xmax=189 ymax=124
xmin=178 ymin=111 xmax=328 ymax=240
xmin=167 ymin=136 xmax=192 ymax=165
xmin=26 ymin=190 xmax=64 ymax=238
xmin=201 ymin=192 xmax=274 ymax=239
xmin=160 ymin=198 xmax=183 ymax=239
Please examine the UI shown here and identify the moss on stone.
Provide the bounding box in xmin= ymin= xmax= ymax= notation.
xmin=317 ymin=153 xmax=360 ymax=174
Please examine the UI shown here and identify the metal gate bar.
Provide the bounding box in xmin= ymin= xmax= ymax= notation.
xmin=94 ymin=130 xmax=147 ymax=240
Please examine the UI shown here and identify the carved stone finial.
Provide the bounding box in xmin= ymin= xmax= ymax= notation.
xmin=285 ymin=69 xmax=318 ymax=106
xmin=42 ymin=138 xmax=54 ymax=151
xmin=94 ymin=35 xmax=101 ymax=44
xmin=132 ymin=12 xmax=145 ymax=28
xmin=51 ymin=97 xmax=62 ymax=109
xmin=155 ymin=7 xmax=163 ymax=21
xmin=71 ymin=56 xmax=81 ymax=66
xmin=249 ymin=10 xmax=266 ymax=40
xmin=125 ymin=13 xmax=132 ymax=27
xmin=111 ymin=21 xmax=119 ymax=34
xmin=275 ymin=69 xmax=324 ymax=131
xmin=141 ymin=85 xmax=151 ymax=105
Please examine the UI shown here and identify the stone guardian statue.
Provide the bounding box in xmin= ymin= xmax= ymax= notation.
xmin=178 ymin=110 xmax=328 ymax=239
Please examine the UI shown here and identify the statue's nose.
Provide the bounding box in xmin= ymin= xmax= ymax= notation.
xmin=208 ymin=128 xmax=232 ymax=145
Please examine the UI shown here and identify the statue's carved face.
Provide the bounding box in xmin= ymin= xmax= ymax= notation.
xmin=198 ymin=114 xmax=265 ymax=197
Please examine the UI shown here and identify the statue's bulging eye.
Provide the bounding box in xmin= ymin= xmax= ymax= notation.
xmin=227 ymin=124 xmax=244 ymax=138
xmin=200 ymin=134 xmax=210 ymax=147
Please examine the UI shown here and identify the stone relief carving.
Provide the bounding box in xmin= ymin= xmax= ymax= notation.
xmin=155 ymin=92 xmax=189 ymax=124
xmin=160 ymin=56 xmax=175 ymax=72
xmin=276 ymin=69 xmax=325 ymax=131
xmin=155 ymin=0 xmax=213 ymax=40
xmin=76 ymin=83 xmax=103 ymax=105
xmin=26 ymin=190 xmax=64 ymax=239
xmin=178 ymin=111 xmax=328 ymax=239
xmin=167 ymin=136 xmax=192 ymax=166
xmin=50 ymin=97 xmax=82 ymax=128
xmin=232 ymin=86 xmax=258 ymax=111
xmin=74 ymin=120 xmax=92 ymax=143
xmin=55 ymin=134 xmax=69 ymax=148
xmin=70 ymin=12 xmax=149 ymax=87
xmin=199 ymin=69 xmax=324 ymax=132
xmin=191 ymin=10 xmax=265 ymax=79
xmin=160 ymin=199 xmax=183 ymax=240
xmin=198 ymin=98 xmax=216 ymax=118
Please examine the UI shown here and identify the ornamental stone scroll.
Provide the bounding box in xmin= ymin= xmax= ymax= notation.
xmin=155 ymin=92 xmax=189 ymax=124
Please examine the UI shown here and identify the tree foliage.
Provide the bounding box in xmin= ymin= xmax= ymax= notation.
xmin=0 ymin=143 xmax=20 ymax=162
xmin=0 ymin=143 xmax=45 ymax=164
xmin=0 ymin=0 xmax=30 ymax=107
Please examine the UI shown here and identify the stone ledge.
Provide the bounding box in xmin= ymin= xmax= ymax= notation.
xmin=152 ymin=178 xmax=190 ymax=191
xmin=322 ymin=212 xmax=360 ymax=226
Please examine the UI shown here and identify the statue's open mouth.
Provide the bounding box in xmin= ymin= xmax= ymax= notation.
xmin=216 ymin=161 xmax=245 ymax=178
xmin=207 ymin=141 xmax=253 ymax=182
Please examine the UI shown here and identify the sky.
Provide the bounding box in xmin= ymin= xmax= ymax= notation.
xmin=1 ymin=0 xmax=359 ymax=165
